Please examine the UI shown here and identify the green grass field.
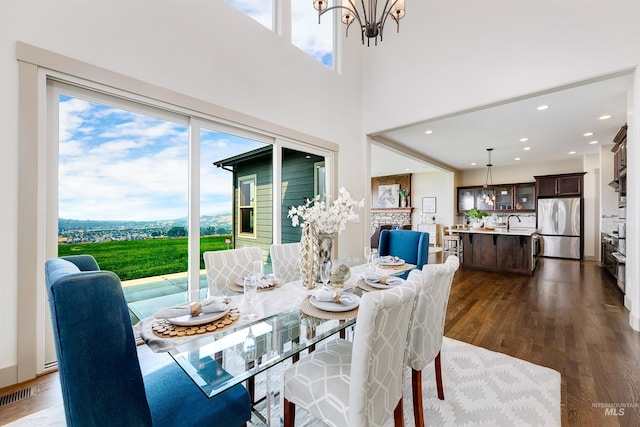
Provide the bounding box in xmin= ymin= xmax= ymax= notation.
xmin=58 ymin=235 xmax=231 ymax=281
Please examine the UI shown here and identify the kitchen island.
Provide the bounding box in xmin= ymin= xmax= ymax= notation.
xmin=455 ymin=227 xmax=539 ymax=275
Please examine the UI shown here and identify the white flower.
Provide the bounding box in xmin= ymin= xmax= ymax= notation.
xmin=288 ymin=187 xmax=364 ymax=235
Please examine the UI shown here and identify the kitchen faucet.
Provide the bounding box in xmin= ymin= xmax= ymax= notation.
xmin=507 ymin=214 xmax=521 ymax=231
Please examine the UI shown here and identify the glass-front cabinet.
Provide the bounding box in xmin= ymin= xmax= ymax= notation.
xmin=457 ymin=182 xmax=536 ymax=213
xmin=458 ymin=187 xmax=475 ymax=212
xmin=493 ymin=186 xmax=514 ymax=211
xmin=475 ymin=187 xmax=495 ymax=212
xmin=515 ymin=184 xmax=535 ymax=211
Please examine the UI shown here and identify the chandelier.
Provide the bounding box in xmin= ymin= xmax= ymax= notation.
xmin=313 ymin=0 xmax=406 ymax=46
xmin=482 ymin=148 xmax=496 ymax=207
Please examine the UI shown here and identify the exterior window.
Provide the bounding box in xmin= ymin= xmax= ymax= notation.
xmin=239 ymin=175 xmax=256 ymax=235
xmin=226 ymin=0 xmax=273 ymax=30
xmin=291 ymin=1 xmax=334 ymax=68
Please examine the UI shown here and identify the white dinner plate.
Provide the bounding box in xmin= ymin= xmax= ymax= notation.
xmin=378 ymin=256 xmax=405 ymax=266
xmin=309 ymin=294 xmax=360 ymax=312
xmin=235 ymin=275 xmax=278 ymax=288
xmin=364 ymin=277 xmax=405 ymax=289
xmin=168 ymin=308 xmax=230 ymax=326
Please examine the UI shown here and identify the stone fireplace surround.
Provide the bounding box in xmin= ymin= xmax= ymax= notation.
xmin=370 ymin=208 xmax=413 ymax=235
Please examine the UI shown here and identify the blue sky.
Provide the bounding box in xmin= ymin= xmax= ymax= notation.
xmin=58 ymin=95 xmax=265 ymax=221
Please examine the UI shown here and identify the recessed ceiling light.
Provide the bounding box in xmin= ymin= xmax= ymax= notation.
xmin=405 ymin=168 xmax=411 ymax=171
xmin=537 ymin=105 xmax=549 ymax=111
xmin=424 ymin=130 xmax=433 ymax=134
xmin=520 ymin=138 xmax=529 ymax=142
xmin=514 ymin=157 xmax=521 ymax=161
xmin=599 ymin=114 xmax=612 ymax=120
xmin=569 ymin=151 xmax=576 ymax=155
xmin=589 ymin=140 xmax=599 ymax=145
xmin=470 ymin=162 xmax=477 ymax=166
xmin=583 ymin=132 xmax=594 ymax=137
xmin=523 ymin=147 xmax=532 ymax=151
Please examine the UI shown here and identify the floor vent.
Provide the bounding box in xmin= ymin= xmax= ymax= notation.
xmin=0 ymin=386 xmax=35 ymax=407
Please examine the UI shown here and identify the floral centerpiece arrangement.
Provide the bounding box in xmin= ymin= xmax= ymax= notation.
xmin=288 ymin=187 xmax=364 ymax=234
xmin=288 ymin=187 xmax=364 ymax=289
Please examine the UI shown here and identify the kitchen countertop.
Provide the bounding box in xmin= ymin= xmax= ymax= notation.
xmin=452 ymin=227 xmax=540 ymax=236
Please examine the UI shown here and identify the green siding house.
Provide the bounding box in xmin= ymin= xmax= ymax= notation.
xmin=214 ymin=146 xmax=325 ymax=264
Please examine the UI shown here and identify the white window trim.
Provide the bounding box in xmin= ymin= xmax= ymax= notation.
xmin=238 ymin=174 xmax=257 ymax=238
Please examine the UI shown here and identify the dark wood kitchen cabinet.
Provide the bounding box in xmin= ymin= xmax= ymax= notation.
xmin=461 ymin=232 xmax=533 ymax=275
xmin=457 ymin=182 xmax=536 ymax=213
xmin=535 ymin=173 xmax=585 ymax=197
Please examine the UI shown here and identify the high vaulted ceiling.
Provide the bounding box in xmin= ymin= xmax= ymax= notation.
xmin=370 ymin=73 xmax=632 ymax=177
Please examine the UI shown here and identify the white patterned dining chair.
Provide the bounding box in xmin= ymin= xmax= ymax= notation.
xmin=283 ymin=283 xmax=418 ymax=427
xmin=405 ymin=255 xmax=459 ymax=427
xmin=270 ymin=242 xmax=301 ymax=283
xmin=203 ymin=247 xmax=263 ymax=297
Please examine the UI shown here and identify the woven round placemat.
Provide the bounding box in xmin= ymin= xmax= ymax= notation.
xmin=151 ymin=307 xmax=240 ymax=338
xmin=300 ymin=296 xmax=358 ymax=320
xmin=227 ymin=281 xmax=280 ymax=293
xmin=381 ymin=263 xmax=410 ymax=271
xmin=357 ymin=279 xmax=384 ymax=293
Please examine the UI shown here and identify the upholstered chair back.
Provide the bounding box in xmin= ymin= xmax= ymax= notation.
xmin=203 ymin=246 xmax=263 ymax=296
xmin=378 ymin=229 xmax=430 ymax=270
xmin=270 ymin=242 xmax=301 ymax=283
xmin=348 ymin=283 xmax=418 ymax=426
xmin=45 ymin=255 xmax=153 ymax=426
xmin=406 ymin=255 xmax=460 ymax=371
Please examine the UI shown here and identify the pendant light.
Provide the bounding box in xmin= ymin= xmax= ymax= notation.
xmin=482 ymin=148 xmax=496 ymax=207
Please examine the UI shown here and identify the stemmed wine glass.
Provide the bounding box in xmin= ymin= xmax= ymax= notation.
xmin=243 ymin=276 xmax=258 ymax=320
xmin=364 ymin=246 xmax=372 ymax=269
xmin=320 ymin=261 xmax=332 ymax=288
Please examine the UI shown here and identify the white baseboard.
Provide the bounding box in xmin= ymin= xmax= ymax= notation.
xmin=0 ymin=364 xmax=18 ymax=389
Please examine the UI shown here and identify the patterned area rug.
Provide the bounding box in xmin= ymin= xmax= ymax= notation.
xmin=4 ymin=338 xmax=560 ymax=426
xmin=289 ymin=337 xmax=560 ymax=427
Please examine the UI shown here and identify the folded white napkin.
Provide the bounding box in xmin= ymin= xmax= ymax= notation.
xmin=312 ymin=287 xmax=342 ymax=303
xmin=154 ymin=297 xmax=230 ymax=319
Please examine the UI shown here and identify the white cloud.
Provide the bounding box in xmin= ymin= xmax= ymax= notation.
xmin=58 ymin=96 xmax=267 ymax=221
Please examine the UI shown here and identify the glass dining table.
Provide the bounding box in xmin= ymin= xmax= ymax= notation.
xmin=135 ymin=260 xmax=415 ymax=426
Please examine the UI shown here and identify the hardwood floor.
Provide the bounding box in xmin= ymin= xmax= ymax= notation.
xmin=1 ymin=257 xmax=639 ymax=426
xmin=445 ymin=257 xmax=640 ymax=426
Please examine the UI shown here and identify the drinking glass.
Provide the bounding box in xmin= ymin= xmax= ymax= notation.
xmin=364 ymin=246 xmax=371 ymax=268
xmin=243 ymin=276 xmax=258 ymax=320
xmin=320 ymin=261 xmax=332 ymax=288
xmin=253 ymin=260 xmax=263 ymax=280
xmin=371 ymin=253 xmax=380 ymax=272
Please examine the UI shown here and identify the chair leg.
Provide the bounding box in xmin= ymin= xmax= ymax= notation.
xmin=435 ymin=351 xmax=444 ymax=400
xmin=393 ymin=397 xmax=404 ymax=427
xmin=283 ymin=397 xmax=296 ymax=427
xmin=411 ymin=368 xmax=424 ymax=427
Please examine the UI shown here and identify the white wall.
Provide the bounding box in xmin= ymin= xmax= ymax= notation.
xmin=0 ymin=0 xmax=367 ymax=384
xmin=410 ymin=171 xmax=455 ymax=227
xmin=362 ymin=1 xmax=640 ymax=134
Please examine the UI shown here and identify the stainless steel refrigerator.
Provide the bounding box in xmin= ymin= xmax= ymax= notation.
xmin=537 ymin=197 xmax=581 ymax=259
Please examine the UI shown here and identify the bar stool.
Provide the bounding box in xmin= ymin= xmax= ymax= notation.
xmin=441 ymin=226 xmax=463 ymax=262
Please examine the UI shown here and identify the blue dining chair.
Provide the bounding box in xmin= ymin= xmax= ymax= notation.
xmin=378 ymin=229 xmax=430 ymax=277
xmin=45 ymin=254 xmax=251 ymax=427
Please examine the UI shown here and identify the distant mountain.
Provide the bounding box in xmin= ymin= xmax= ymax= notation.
xmin=59 ymin=213 xmax=232 ymax=231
